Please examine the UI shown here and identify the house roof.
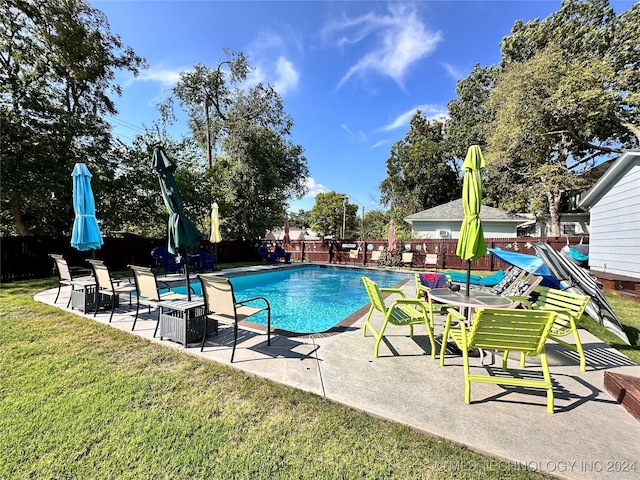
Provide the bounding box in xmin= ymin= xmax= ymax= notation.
xmin=579 ymin=150 xmax=640 ymax=209
xmin=404 ymin=199 xmax=529 ymax=224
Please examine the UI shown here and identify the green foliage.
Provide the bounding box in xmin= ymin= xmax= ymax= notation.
xmin=288 ymin=209 xmax=311 ymax=229
xmin=444 ymin=64 xmax=500 ymax=160
xmin=361 ymin=209 xmax=390 ymax=238
xmin=309 ymin=192 xmax=358 ymax=238
xmin=159 ymin=51 xmax=309 ymax=240
xmin=379 ymin=114 xmax=460 ymax=224
xmin=1 ymin=0 xmax=145 ymax=236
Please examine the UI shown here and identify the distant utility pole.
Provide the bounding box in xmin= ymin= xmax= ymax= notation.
xmin=342 ymin=196 xmax=347 ymax=239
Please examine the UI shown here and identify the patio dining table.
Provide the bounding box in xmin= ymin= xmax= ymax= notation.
xmin=428 ymin=287 xmax=514 ymax=361
xmin=427 ymin=287 xmax=514 ymax=313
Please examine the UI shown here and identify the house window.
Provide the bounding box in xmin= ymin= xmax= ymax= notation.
xmin=562 ymin=223 xmax=576 ymax=235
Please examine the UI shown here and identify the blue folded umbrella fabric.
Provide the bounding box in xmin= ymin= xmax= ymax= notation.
xmin=488 ymin=248 xmax=561 ymax=288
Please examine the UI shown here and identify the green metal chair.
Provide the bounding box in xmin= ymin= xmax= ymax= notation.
xmin=440 ymin=307 xmax=557 ymax=413
xmin=361 ymin=276 xmax=436 ymax=358
xmin=509 ymin=287 xmax=591 ymax=371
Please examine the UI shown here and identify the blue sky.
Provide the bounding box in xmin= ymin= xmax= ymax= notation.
xmin=93 ymin=0 xmax=633 ymax=213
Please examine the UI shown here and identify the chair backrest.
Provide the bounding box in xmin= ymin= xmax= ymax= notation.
xmin=130 ymin=265 xmax=160 ymax=301
xmin=370 ymin=250 xmax=381 ymax=261
xmin=88 ymin=260 xmax=112 ymax=291
xmin=362 ymin=277 xmax=387 ymax=315
xmin=489 ymin=266 xmax=524 ymax=295
xmin=467 ymin=307 xmax=556 ymax=355
xmin=424 ymin=253 xmax=438 ymax=265
xmin=349 ymin=249 xmax=359 ymax=259
xmin=50 ymin=254 xmax=72 ymax=282
xmin=401 ymin=252 xmax=413 ymax=264
xmin=534 ymin=287 xmax=591 ymax=334
xmin=501 ymin=273 xmax=542 ymax=298
xmin=198 ymin=274 xmax=237 ymax=317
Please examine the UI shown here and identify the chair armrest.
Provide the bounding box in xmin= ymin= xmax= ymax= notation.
xmin=508 ymin=296 xmax=533 ymax=309
xmin=237 ymin=296 xmax=271 ymax=310
xmin=380 ymin=287 xmax=405 ymax=298
xmin=446 ymin=308 xmax=466 ymax=325
xmin=392 ymin=298 xmax=426 ymax=307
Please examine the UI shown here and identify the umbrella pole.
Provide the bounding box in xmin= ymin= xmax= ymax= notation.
xmin=183 ymin=250 xmax=191 ymax=301
xmin=466 ymin=260 xmax=471 ymax=297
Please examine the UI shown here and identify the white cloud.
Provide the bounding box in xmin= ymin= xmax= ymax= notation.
xmin=303 ymin=177 xmax=329 ymax=198
xmin=370 ymin=139 xmax=389 ymax=149
xmin=323 ymin=4 xmax=442 ymax=89
xmin=246 ymin=31 xmax=301 ymax=97
xmin=440 ymin=62 xmax=465 ymax=80
xmin=273 ymin=57 xmax=300 ymax=95
xmin=125 ymin=66 xmax=183 ymax=87
xmin=376 ymin=104 xmax=448 ymax=132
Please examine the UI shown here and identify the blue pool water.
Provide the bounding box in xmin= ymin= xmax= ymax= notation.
xmin=169 ymin=266 xmax=411 ymax=333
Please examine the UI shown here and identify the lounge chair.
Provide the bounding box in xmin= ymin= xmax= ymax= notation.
xmin=440 ymin=307 xmax=557 ymax=413
xmin=197 ymin=274 xmax=271 ymax=362
xmin=401 ymin=252 xmax=414 ymax=268
xmin=87 ymin=260 xmax=136 ymax=323
xmin=348 ymin=249 xmax=359 ymax=265
xmin=129 ymin=265 xmax=188 ymax=335
xmin=361 ymin=276 xmax=436 ymax=358
xmin=369 ymin=250 xmax=382 ymax=264
xmin=49 ymin=253 xmax=92 ymax=305
xmin=151 ymin=246 xmax=185 ymax=274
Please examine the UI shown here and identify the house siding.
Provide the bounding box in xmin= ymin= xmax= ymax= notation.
xmin=588 ymin=158 xmax=640 ymax=278
xmin=411 ymin=221 xmax=519 ymax=239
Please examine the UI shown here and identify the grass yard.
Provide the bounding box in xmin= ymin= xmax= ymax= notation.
xmin=1 ymin=272 xmax=639 ymax=479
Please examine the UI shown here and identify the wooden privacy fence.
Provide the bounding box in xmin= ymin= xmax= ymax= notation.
xmin=1 ymin=235 xmax=588 ymax=283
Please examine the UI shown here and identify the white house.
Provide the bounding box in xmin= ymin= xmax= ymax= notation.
xmin=579 ymin=150 xmax=640 ymax=280
xmin=404 ymin=199 xmax=530 ymax=239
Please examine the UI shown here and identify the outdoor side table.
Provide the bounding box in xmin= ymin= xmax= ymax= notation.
xmin=69 ymin=278 xmax=118 ymax=313
xmin=158 ymin=297 xmax=211 ymax=348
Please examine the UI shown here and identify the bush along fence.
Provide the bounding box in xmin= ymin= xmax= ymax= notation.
xmin=0 ymin=235 xmax=588 ymax=283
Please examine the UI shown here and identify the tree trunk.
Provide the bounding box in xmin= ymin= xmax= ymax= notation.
xmin=621 ymin=122 xmax=640 ymax=145
xmin=547 ymin=191 xmax=562 ymax=237
xmin=10 ymin=192 xmax=30 ymax=236
xmin=205 ymin=103 xmax=212 ymax=169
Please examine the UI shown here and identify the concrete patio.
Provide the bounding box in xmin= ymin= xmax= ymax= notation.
xmin=35 ymin=265 xmax=640 ymax=480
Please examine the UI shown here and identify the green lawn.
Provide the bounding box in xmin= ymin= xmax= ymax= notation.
xmin=1 ymin=271 xmax=638 ymax=479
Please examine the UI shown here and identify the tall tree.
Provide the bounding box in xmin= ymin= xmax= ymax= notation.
xmin=486 ymin=0 xmax=640 ymax=235
xmin=1 ymin=0 xmax=145 ymax=235
xmin=309 ymin=192 xmax=358 ymax=238
xmin=379 ymin=114 xmax=460 ymax=225
xmin=444 ymin=64 xmax=500 ymax=161
xmin=160 ymin=51 xmax=309 ymax=240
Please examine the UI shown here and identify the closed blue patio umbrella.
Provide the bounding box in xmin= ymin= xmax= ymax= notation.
xmin=71 ymin=163 xmax=103 ymax=253
xmin=152 ymin=145 xmax=203 ymax=300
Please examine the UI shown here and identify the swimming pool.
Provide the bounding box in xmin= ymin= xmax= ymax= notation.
xmin=169 ymin=266 xmax=411 ymax=333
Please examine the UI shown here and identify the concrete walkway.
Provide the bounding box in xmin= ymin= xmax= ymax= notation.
xmin=35 ymin=266 xmax=640 ymax=480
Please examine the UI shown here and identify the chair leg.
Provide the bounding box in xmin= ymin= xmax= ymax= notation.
xmin=540 ymin=351 xmax=554 ymax=414
xmin=131 ymin=300 xmax=140 ymax=331
xmin=231 ymin=320 xmax=239 ymax=363
xmin=153 ymin=309 xmax=160 ymax=337
xmin=266 ymin=308 xmax=271 ymax=346
xmin=108 ymin=295 xmax=116 ymax=323
xmin=54 ymin=284 xmax=61 ymax=304
xmin=572 ymin=325 xmax=586 ymax=372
